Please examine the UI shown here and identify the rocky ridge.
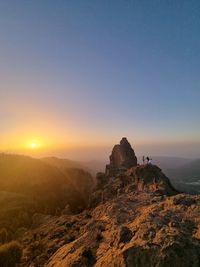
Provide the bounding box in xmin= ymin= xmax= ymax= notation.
xmin=19 ymin=138 xmax=200 ymax=267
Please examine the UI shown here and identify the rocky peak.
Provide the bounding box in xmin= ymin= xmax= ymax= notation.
xmin=120 ymin=137 xmax=131 ymax=146
xmin=106 ymin=137 xmax=137 ymax=176
xmin=90 ymin=140 xmax=178 ymax=208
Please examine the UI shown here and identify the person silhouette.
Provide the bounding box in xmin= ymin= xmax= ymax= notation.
xmin=146 ymin=157 xmax=152 ymax=164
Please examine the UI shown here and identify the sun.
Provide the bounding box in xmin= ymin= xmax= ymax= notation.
xmin=31 ymin=143 xmax=38 ymax=148
xmin=28 ymin=140 xmax=41 ymax=149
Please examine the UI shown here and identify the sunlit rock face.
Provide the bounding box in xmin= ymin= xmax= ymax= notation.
xmin=105 ymin=137 xmax=137 ymax=176
xmin=134 ymin=164 xmax=178 ymax=196
xmin=46 ymin=192 xmax=200 ymax=267
xmin=89 ymin=162 xmax=178 ymax=209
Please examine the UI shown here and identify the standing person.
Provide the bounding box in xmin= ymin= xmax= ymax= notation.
xmin=142 ymin=156 xmax=145 ymax=164
xmin=146 ymin=157 xmax=150 ymax=164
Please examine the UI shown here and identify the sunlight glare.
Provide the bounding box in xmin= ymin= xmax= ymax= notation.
xmin=29 ymin=140 xmax=41 ymax=149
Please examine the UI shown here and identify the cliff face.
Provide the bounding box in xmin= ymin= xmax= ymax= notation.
xmin=20 ymin=139 xmax=200 ymax=267
xmin=105 ymin=137 xmax=137 ymax=176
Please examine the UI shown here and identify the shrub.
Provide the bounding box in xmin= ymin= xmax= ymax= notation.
xmin=81 ymin=247 xmax=96 ymax=265
xmin=0 ymin=228 xmax=8 ymax=244
xmin=27 ymin=240 xmax=46 ymax=260
xmin=82 ymin=247 xmax=93 ymax=258
xmin=96 ymin=232 xmax=103 ymax=241
xmin=0 ymin=241 xmax=22 ymax=267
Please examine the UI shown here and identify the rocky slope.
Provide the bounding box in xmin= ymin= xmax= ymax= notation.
xmin=18 ymin=139 xmax=200 ymax=267
xmin=44 ymin=192 xmax=200 ymax=267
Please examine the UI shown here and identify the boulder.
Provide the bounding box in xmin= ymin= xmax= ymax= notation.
xmin=106 ymin=137 xmax=137 ymax=176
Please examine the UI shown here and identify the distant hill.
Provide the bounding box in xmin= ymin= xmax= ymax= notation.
xmin=0 ymin=154 xmax=94 ymax=223
xmin=77 ymin=160 xmax=106 ymax=175
xmin=42 ymin=157 xmax=88 ymax=172
xmin=42 ymin=156 xmax=106 ymax=176
xmin=0 ymin=154 xmax=68 ymax=192
xmin=41 ymin=156 xmax=94 ymax=201
xmin=166 ymin=159 xmax=200 ymax=182
xmin=165 ymin=159 xmax=200 ymax=194
xmin=152 ymin=156 xmax=192 ymax=170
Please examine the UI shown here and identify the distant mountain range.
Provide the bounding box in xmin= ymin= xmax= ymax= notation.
xmin=42 ymin=156 xmax=106 ymax=176
xmin=152 ymin=156 xmax=192 ymax=170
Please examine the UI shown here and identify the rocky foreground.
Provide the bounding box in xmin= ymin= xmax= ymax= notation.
xmin=19 ymin=138 xmax=200 ymax=267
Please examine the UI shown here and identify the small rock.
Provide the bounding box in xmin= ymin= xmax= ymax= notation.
xmin=168 ymin=221 xmax=178 ymax=228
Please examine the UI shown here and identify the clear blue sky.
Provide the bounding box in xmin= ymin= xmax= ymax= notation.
xmin=0 ymin=0 xmax=200 ymax=159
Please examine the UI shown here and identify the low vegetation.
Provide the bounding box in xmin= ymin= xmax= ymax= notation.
xmin=0 ymin=241 xmax=22 ymax=267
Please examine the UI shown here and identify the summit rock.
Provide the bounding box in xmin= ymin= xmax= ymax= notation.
xmin=105 ymin=137 xmax=137 ymax=176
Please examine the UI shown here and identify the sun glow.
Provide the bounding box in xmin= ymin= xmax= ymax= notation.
xmin=28 ymin=140 xmax=41 ymax=149
xmin=31 ymin=143 xmax=38 ymax=148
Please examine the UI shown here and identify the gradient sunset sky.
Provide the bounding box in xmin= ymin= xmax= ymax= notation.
xmin=0 ymin=1 xmax=200 ymax=159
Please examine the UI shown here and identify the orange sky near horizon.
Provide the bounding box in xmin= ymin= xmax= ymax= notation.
xmin=1 ymin=128 xmax=200 ymax=161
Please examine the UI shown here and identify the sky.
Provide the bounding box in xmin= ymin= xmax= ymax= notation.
xmin=0 ymin=0 xmax=200 ymax=160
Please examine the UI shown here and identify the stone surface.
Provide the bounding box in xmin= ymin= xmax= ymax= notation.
xmin=45 ymin=193 xmax=200 ymax=267
xmin=105 ymin=137 xmax=137 ymax=176
xmin=89 ymin=164 xmax=177 ymax=208
xmin=134 ymin=164 xmax=178 ymax=195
